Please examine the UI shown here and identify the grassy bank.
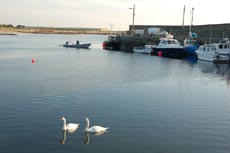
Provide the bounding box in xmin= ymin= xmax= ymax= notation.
xmin=0 ymin=26 xmax=124 ymax=35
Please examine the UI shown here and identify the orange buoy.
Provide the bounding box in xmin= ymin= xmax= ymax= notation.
xmin=32 ymin=58 xmax=36 ymax=63
xmin=158 ymin=51 xmax=162 ymax=57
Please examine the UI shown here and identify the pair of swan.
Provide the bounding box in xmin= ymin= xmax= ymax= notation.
xmin=60 ymin=117 xmax=79 ymax=132
xmin=60 ymin=117 xmax=109 ymax=133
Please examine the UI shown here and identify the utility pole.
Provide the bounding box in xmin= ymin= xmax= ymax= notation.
xmin=129 ymin=4 xmax=135 ymax=35
xmin=109 ymin=22 xmax=114 ymax=35
xmin=209 ymin=26 xmax=212 ymax=43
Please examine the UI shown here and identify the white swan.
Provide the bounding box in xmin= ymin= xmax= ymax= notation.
xmin=85 ymin=117 xmax=109 ymax=133
xmin=60 ymin=117 xmax=79 ymax=132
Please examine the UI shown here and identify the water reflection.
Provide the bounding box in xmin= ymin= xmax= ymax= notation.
xmin=84 ymin=132 xmax=107 ymax=145
xmin=197 ymin=60 xmax=230 ymax=86
xmin=59 ymin=131 xmax=67 ymax=144
xmin=183 ymin=55 xmax=198 ymax=65
xmin=59 ymin=129 xmax=79 ymax=145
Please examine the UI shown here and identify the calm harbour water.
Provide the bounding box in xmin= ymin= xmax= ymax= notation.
xmin=0 ymin=34 xmax=230 ymax=153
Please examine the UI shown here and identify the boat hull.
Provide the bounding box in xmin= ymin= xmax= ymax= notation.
xmin=133 ymin=45 xmax=153 ymax=54
xmin=151 ymin=47 xmax=187 ymax=59
xmin=196 ymin=51 xmax=230 ymax=63
xmin=102 ymin=41 xmax=121 ymax=51
xmin=184 ymin=45 xmax=199 ymax=55
xmin=63 ymin=43 xmax=91 ymax=49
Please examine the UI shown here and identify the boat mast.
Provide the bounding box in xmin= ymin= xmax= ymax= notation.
xmin=182 ymin=5 xmax=186 ymax=29
xmin=189 ymin=8 xmax=194 ymax=40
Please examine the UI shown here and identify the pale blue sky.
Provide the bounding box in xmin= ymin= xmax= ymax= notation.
xmin=0 ymin=0 xmax=229 ymax=30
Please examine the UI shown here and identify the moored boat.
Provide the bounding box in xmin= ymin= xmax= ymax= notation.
xmin=184 ymin=38 xmax=199 ymax=55
xmin=63 ymin=41 xmax=91 ymax=49
xmin=183 ymin=7 xmax=199 ymax=55
xmin=133 ymin=44 xmax=155 ymax=54
xmin=195 ymin=39 xmax=230 ymax=63
xmin=102 ymin=35 xmax=121 ymax=51
xmin=151 ymin=38 xmax=186 ymax=59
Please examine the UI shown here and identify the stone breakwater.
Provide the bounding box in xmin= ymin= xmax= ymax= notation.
xmin=131 ymin=23 xmax=230 ymax=43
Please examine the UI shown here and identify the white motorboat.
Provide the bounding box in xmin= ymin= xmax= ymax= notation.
xmin=133 ymin=45 xmax=155 ymax=54
xmin=195 ymin=39 xmax=230 ymax=63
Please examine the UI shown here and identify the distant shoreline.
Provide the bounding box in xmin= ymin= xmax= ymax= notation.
xmin=0 ymin=27 xmax=124 ymax=35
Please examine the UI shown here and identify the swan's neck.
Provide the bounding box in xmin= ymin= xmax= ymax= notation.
xmin=62 ymin=119 xmax=67 ymax=130
xmin=85 ymin=119 xmax=90 ymax=131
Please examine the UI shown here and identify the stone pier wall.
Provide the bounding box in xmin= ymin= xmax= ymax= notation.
xmin=130 ymin=23 xmax=230 ymax=42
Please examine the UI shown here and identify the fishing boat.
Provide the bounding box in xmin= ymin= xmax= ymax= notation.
xmin=151 ymin=38 xmax=186 ymax=59
xmin=102 ymin=35 xmax=121 ymax=51
xmin=184 ymin=34 xmax=199 ymax=55
xmin=183 ymin=7 xmax=199 ymax=55
xmin=63 ymin=41 xmax=91 ymax=49
xmin=195 ymin=38 xmax=230 ymax=63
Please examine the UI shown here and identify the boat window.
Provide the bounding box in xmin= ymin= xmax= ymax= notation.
xmin=174 ymin=40 xmax=179 ymax=44
xmin=224 ymin=45 xmax=227 ymax=49
xmin=161 ymin=40 xmax=167 ymax=44
xmin=219 ymin=45 xmax=223 ymax=49
xmin=203 ymin=47 xmax=205 ymax=51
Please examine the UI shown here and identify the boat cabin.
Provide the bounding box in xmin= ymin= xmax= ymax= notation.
xmin=158 ymin=38 xmax=182 ymax=47
xmin=184 ymin=39 xmax=197 ymax=47
xmin=218 ymin=43 xmax=230 ymax=49
xmin=198 ymin=44 xmax=217 ymax=52
xmin=198 ymin=43 xmax=230 ymax=52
